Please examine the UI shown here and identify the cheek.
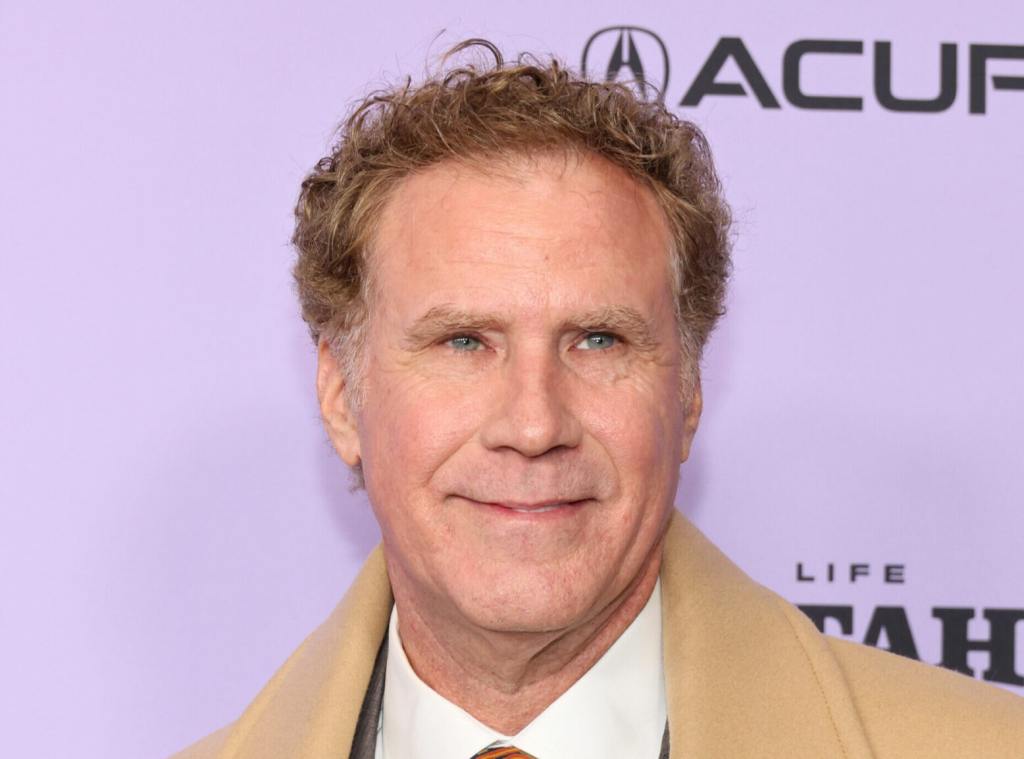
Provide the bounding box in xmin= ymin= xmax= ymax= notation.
xmin=584 ymin=373 xmax=684 ymax=476
xmin=359 ymin=372 xmax=485 ymax=497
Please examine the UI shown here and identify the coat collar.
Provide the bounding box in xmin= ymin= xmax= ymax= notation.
xmin=659 ymin=513 xmax=874 ymax=758
xmin=218 ymin=511 xmax=874 ymax=758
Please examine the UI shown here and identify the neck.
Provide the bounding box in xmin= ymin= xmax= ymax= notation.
xmin=388 ymin=540 xmax=664 ymax=735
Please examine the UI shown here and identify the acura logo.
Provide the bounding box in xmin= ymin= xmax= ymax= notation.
xmin=581 ymin=26 xmax=670 ymax=101
xmin=582 ymin=26 xmax=1024 ymax=114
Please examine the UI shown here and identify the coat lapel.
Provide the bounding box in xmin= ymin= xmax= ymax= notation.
xmin=218 ymin=547 xmax=393 ymax=759
xmin=213 ymin=511 xmax=874 ymax=758
xmin=660 ymin=514 xmax=875 ymax=758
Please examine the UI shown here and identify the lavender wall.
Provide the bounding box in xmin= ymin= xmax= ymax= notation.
xmin=2 ymin=2 xmax=1021 ymax=757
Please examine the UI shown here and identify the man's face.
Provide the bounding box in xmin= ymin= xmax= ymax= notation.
xmin=320 ymin=151 xmax=700 ymax=633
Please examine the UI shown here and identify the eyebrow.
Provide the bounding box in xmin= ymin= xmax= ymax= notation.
xmin=401 ymin=303 xmax=661 ymax=352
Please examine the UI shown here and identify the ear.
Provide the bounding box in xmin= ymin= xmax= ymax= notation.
xmin=316 ymin=337 xmax=362 ymax=467
xmin=680 ymin=380 xmax=703 ymax=463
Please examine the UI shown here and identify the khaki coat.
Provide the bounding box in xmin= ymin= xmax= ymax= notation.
xmin=173 ymin=512 xmax=1024 ymax=758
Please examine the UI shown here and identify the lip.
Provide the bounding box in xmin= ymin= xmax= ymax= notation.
xmin=457 ymin=496 xmax=591 ymax=517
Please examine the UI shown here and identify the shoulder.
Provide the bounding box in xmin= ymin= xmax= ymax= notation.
xmin=824 ymin=635 xmax=1024 ymax=757
xmin=165 ymin=547 xmax=392 ymax=759
xmin=166 ymin=723 xmax=233 ymax=759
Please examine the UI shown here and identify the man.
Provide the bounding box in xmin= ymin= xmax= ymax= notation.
xmin=174 ymin=41 xmax=1024 ymax=758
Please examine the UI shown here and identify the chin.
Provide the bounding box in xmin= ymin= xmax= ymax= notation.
xmin=452 ymin=565 xmax=607 ymax=634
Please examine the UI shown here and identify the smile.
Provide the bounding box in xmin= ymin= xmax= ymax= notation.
xmin=460 ymin=497 xmax=592 ymax=516
xmin=500 ymin=501 xmax=575 ymax=513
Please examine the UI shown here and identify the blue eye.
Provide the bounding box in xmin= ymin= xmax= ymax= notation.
xmin=576 ymin=332 xmax=617 ymax=350
xmin=448 ymin=335 xmax=483 ymax=351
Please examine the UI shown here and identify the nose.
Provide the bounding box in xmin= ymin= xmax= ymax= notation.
xmin=478 ymin=346 xmax=583 ymax=457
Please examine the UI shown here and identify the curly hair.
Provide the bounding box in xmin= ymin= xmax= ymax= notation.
xmin=292 ymin=39 xmax=731 ymax=412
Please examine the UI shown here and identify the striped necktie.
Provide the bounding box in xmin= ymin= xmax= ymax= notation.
xmin=470 ymin=747 xmax=537 ymax=759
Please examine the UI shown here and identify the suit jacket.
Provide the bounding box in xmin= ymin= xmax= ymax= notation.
xmin=173 ymin=511 xmax=1024 ymax=758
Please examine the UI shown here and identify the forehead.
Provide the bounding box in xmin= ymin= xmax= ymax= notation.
xmin=369 ymin=151 xmax=676 ymax=324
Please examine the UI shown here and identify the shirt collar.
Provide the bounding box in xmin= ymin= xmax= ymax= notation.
xmin=379 ymin=579 xmax=665 ymax=758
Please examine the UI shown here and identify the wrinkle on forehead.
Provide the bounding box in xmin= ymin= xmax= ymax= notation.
xmin=366 ymin=148 xmax=680 ymax=365
xmin=370 ymin=148 xmax=673 ymax=275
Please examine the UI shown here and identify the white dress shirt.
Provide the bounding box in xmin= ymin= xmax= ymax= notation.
xmin=374 ymin=580 xmax=665 ymax=759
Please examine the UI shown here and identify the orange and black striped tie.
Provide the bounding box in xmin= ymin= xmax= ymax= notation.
xmin=470 ymin=746 xmax=537 ymax=759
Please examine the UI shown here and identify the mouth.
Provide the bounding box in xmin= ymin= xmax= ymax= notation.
xmin=496 ymin=500 xmax=583 ymax=513
xmin=457 ymin=496 xmax=592 ymax=517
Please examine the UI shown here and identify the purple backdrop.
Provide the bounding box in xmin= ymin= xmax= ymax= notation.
xmin=2 ymin=2 xmax=1022 ymax=758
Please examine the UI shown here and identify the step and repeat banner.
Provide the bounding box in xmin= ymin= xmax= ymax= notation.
xmin=2 ymin=2 xmax=1021 ymax=758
